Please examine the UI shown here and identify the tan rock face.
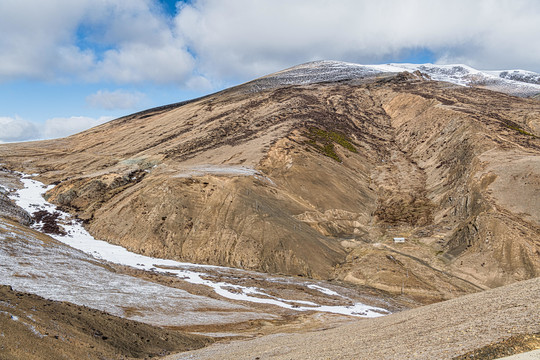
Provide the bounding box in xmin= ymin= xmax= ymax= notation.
xmin=1 ymin=73 xmax=538 ymax=302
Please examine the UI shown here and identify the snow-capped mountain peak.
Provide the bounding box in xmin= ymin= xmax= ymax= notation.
xmin=249 ymin=60 xmax=540 ymax=98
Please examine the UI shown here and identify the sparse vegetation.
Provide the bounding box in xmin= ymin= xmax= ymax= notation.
xmin=453 ymin=332 xmax=540 ymax=360
xmin=304 ymin=126 xmax=357 ymax=162
xmin=374 ymin=196 xmax=434 ymax=226
xmin=32 ymin=210 xmax=66 ymax=235
xmin=505 ymin=123 xmax=536 ymax=137
xmin=0 ymin=285 xmax=212 ymax=360
xmin=321 ymin=143 xmax=341 ymax=162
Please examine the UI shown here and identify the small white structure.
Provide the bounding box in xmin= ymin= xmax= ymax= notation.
xmin=393 ymin=237 xmax=406 ymax=243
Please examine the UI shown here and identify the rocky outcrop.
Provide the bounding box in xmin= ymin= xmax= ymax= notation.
xmin=0 ymin=191 xmax=32 ymax=226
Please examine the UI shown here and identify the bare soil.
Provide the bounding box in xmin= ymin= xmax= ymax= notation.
xmin=0 ymin=285 xmax=212 ymax=360
xmin=167 ymin=277 xmax=540 ymax=360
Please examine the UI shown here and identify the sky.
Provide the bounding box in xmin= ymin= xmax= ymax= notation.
xmin=1 ymin=0 xmax=539 ymax=142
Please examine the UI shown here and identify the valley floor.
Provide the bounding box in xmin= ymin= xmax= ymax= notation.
xmin=0 ymin=170 xmax=408 ymax=358
xmin=168 ymin=277 xmax=540 ymax=360
xmin=1 ymin=63 xmax=539 ymax=359
xmin=1 ymin=145 xmax=539 ymax=358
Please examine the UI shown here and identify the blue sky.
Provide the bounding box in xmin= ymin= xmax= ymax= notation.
xmin=1 ymin=0 xmax=539 ymax=142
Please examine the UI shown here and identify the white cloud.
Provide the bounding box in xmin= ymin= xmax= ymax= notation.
xmin=0 ymin=116 xmax=40 ymax=142
xmin=94 ymin=43 xmax=194 ymax=84
xmin=175 ymin=0 xmax=540 ymax=81
xmin=86 ymin=90 xmax=145 ymax=110
xmin=0 ymin=0 xmax=93 ymax=81
xmin=185 ymin=75 xmax=213 ymax=91
xmin=0 ymin=0 xmax=539 ymax=87
xmin=42 ymin=116 xmax=113 ymax=139
xmin=0 ymin=115 xmax=112 ymax=142
xmin=0 ymin=0 xmax=195 ymax=84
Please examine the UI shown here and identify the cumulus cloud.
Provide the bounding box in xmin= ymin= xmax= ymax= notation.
xmin=0 ymin=116 xmax=40 ymax=142
xmin=94 ymin=43 xmax=194 ymax=84
xmin=1 ymin=0 xmax=539 ymax=86
xmin=86 ymin=90 xmax=145 ymax=110
xmin=0 ymin=0 xmax=195 ymax=84
xmin=185 ymin=75 xmax=213 ymax=91
xmin=175 ymin=0 xmax=540 ymax=80
xmin=0 ymin=115 xmax=112 ymax=143
xmin=0 ymin=0 xmax=94 ymax=81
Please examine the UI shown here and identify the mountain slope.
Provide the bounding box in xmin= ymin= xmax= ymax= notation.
xmin=0 ymin=62 xmax=539 ymax=303
xmin=0 ymin=284 xmax=211 ymax=360
xmin=166 ymin=277 xmax=540 ymax=360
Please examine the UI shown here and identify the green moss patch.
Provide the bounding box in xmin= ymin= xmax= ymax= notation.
xmin=304 ymin=127 xmax=358 ymax=162
xmin=504 ymin=123 xmax=537 ymax=137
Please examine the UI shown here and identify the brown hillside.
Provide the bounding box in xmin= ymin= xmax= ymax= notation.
xmin=166 ymin=277 xmax=540 ymax=360
xmin=0 ymin=71 xmax=539 ymax=303
xmin=0 ymin=285 xmax=211 ymax=360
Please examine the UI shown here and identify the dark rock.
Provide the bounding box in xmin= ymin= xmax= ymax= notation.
xmin=0 ymin=192 xmax=33 ymax=226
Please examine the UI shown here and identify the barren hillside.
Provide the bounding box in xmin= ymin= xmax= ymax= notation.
xmin=168 ymin=277 xmax=540 ymax=360
xmin=1 ymin=63 xmax=539 ymax=304
xmin=0 ymin=284 xmax=211 ymax=360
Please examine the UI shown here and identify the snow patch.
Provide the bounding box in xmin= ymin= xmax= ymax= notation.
xmin=307 ymin=284 xmax=342 ymax=297
xmin=174 ymin=165 xmax=276 ymax=185
xmin=0 ymin=311 xmax=44 ymax=338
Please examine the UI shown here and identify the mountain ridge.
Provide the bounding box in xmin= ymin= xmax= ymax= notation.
xmin=244 ymin=60 xmax=540 ymax=97
xmin=88 ymin=60 xmax=540 ymax=131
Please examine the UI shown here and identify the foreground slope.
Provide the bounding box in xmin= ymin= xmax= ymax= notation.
xmin=0 ymin=284 xmax=211 ymax=360
xmin=0 ymin=175 xmax=405 ymax=359
xmin=0 ymin=62 xmax=539 ymax=303
xmin=168 ymin=277 xmax=540 ymax=360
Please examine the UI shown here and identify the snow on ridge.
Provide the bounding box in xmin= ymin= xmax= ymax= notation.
xmin=251 ymin=60 xmax=540 ymax=97
xmin=173 ymin=165 xmax=276 ymax=185
xmin=174 ymin=165 xmax=260 ymax=178
xmin=486 ymin=69 xmax=540 ymax=85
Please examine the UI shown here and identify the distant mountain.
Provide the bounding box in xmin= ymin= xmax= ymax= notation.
xmin=390 ymin=63 xmax=540 ymax=97
xmin=486 ymin=69 xmax=540 ymax=85
xmin=1 ymin=61 xmax=539 ymax=304
xmin=247 ymin=60 xmax=540 ymax=98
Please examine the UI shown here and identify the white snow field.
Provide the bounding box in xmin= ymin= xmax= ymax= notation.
xmin=4 ymin=173 xmax=390 ymax=320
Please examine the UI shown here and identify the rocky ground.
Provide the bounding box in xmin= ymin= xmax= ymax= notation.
xmin=0 ymin=177 xmax=410 ymax=359
xmin=0 ymin=285 xmax=212 ymax=360
xmin=454 ymin=333 xmax=540 ymax=360
xmin=167 ymin=277 xmax=540 ymax=360
xmin=1 ymin=72 xmax=538 ymax=304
